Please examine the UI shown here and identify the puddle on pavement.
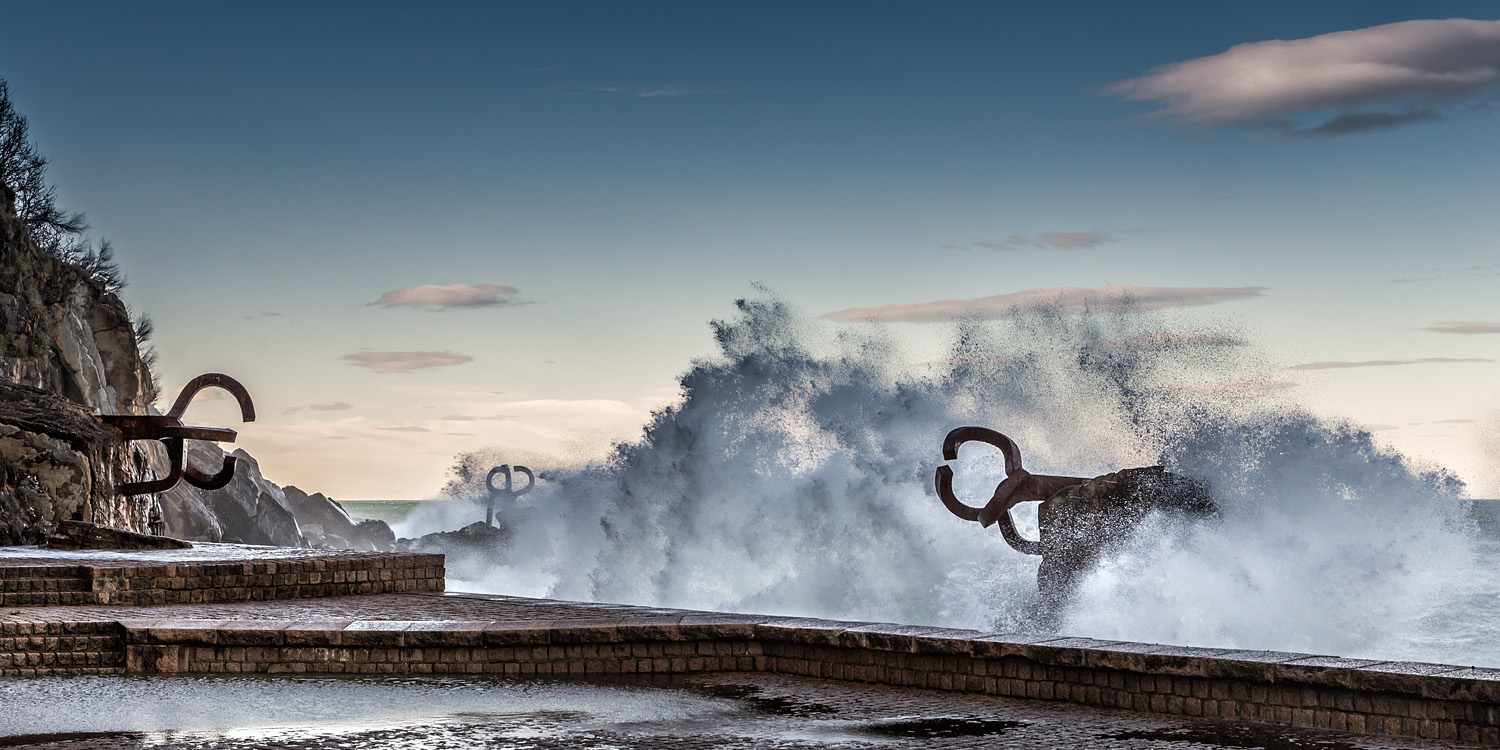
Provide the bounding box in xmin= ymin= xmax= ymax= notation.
xmin=700 ymin=682 xmax=838 ymax=717
xmin=1104 ymin=725 xmax=1367 ymax=749
xmin=860 ymin=716 xmax=1027 ymax=738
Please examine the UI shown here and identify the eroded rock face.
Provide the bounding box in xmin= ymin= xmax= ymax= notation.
xmin=1036 ymin=466 xmax=1214 ymax=608
xmin=0 ymin=189 xmax=154 ymax=415
xmin=0 ymin=182 xmax=154 ymax=543
xmin=283 ymin=484 xmax=396 ymax=551
xmin=0 ymin=381 xmax=127 ymax=544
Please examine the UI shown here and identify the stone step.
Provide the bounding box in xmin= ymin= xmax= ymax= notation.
xmin=0 ymin=551 xmax=445 ymax=606
xmin=0 ymin=620 xmax=126 ymax=677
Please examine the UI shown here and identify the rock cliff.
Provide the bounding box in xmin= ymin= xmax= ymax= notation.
xmin=0 ymin=181 xmax=392 ymax=549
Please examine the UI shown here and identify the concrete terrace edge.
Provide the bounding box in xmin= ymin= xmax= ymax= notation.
xmin=5 ymin=592 xmax=1488 ymax=746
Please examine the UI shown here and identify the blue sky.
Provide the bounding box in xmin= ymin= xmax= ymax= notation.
xmin=2 ymin=1 xmax=1497 ymax=497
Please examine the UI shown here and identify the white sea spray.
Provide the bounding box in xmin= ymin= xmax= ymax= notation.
xmin=401 ymin=293 xmax=1498 ymax=666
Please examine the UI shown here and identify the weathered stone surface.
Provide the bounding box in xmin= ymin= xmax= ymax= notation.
xmin=0 ymin=184 xmax=154 ymax=415
xmin=44 ymin=519 xmax=192 ymax=550
xmin=0 ymin=381 xmax=130 ymax=543
xmin=0 ymin=182 xmax=152 ymax=540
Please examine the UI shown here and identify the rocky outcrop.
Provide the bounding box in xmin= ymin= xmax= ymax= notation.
xmin=0 ymin=375 xmax=130 ymax=545
xmin=282 ymin=484 xmax=395 ymax=550
xmin=0 ymin=180 xmax=395 ymax=551
xmin=398 ymin=520 xmax=513 ymax=571
xmin=0 ymin=187 xmax=153 ymax=415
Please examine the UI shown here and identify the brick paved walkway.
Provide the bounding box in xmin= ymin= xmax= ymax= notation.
xmin=2 ymin=592 xmax=1489 ymax=748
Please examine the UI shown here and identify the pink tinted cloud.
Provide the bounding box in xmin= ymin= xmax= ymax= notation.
xmin=1109 ymin=18 xmax=1500 ymax=133
xmin=371 ymin=283 xmax=521 ymax=310
xmin=343 ymin=351 xmax=475 ymax=374
xmin=1289 ymin=357 xmax=1493 ymax=370
xmin=1423 ymin=321 xmax=1500 ymax=335
xmin=821 ymin=285 xmax=1266 ymax=323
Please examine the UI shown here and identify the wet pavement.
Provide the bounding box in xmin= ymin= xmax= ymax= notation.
xmin=0 ymin=672 xmax=1480 ymax=749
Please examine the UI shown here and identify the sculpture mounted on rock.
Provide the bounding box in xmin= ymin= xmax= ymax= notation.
xmin=935 ymin=426 xmax=1214 ymax=607
xmin=485 ymin=463 xmax=534 ymax=527
xmin=100 ymin=373 xmax=255 ymax=535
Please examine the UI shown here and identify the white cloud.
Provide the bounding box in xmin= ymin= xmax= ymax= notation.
xmin=1108 ymin=18 xmax=1500 ymax=134
xmin=976 ymin=231 xmax=1115 ymax=251
xmin=370 ymin=283 xmax=521 ymax=310
xmin=820 ymin=285 xmax=1267 ymax=323
xmin=1423 ymin=321 xmax=1500 ymax=334
xmin=1289 ymin=357 xmax=1493 ymax=370
xmin=343 ymin=351 xmax=474 ymax=374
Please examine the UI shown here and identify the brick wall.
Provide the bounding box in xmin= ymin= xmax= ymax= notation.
xmin=0 ymin=620 xmax=122 ymax=676
xmin=0 ymin=553 xmax=444 ymax=606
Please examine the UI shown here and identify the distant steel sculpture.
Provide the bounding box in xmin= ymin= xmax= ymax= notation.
xmin=485 ymin=464 xmax=534 ymax=526
xmin=101 ymin=373 xmax=256 ymax=502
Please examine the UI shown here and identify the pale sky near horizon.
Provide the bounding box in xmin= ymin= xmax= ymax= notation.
xmin=2 ymin=2 xmax=1497 ymax=499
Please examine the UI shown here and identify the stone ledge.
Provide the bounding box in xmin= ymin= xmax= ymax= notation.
xmin=0 ymin=552 xmax=444 ymax=605
xmin=106 ymin=616 xmax=1500 ymax=709
xmin=5 ymin=586 xmax=1498 ymax=745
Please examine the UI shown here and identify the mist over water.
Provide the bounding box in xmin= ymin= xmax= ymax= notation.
xmin=401 ymin=294 xmax=1500 ymax=667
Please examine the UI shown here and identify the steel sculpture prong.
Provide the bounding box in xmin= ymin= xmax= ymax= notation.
xmin=484 ymin=464 xmax=534 ymax=526
xmin=101 ymin=373 xmax=256 ymax=496
xmin=934 ymin=426 xmax=1088 ymax=556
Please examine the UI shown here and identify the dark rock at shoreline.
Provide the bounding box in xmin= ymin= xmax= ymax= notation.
xmin=398 ymin=521 xmax=513 ymax=569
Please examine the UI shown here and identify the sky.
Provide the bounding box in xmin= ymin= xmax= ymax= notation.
xmin=1 ymin=1 xmax=1497 ymax=499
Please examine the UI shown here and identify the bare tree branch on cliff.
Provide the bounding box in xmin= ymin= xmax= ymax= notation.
xmin=0 ymin=80 xmax=127 ymax=295
xmin=0 ymin=80 xmax=88 ymax=258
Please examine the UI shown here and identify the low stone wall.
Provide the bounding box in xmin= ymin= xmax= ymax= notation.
xmin=0 ymin=620 xmax=122 ymax=676
xmin=0 ymin=553 xmax=444 ymax=606
xmin=108 ymin=614 xmax=1500 ymax=746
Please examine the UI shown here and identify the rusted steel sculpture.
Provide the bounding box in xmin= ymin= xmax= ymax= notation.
xmin=485 ymin=464 xmax=534 ymax=526
xmin=934 ymin=426 xmax=1090 ymax=555
xmin=101 ymin=373 xmax=256 ymax=499
xmin=935 ymin=425 xmax=1213 ymax=605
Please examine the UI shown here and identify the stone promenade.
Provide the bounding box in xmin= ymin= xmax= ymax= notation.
xmin=3 ymin=550 xmax=1498 ymax=747
xmin=0 ymin=590 xmax=1495 ymax=748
